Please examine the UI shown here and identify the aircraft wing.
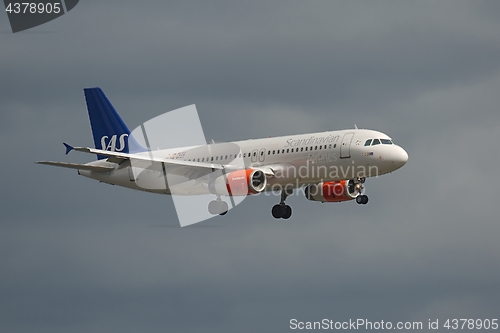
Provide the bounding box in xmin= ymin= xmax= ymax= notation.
xmin=62 ymin=144 xmax=231 ymax=180
xmin=69 ymin=145 xmax=224 ymax=168
xmin=54 ymin=143 xmax=280 ymax=180
xmin=36 ymin=161 xmax=114 ymax=171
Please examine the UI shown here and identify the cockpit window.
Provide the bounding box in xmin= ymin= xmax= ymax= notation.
xmin=364 ymin=139 xmax=372 ymax=146
xmin=380 ymin=139 xmax=393 ymax=145
xmin=372 ymin=139 xmax=381 ymax=146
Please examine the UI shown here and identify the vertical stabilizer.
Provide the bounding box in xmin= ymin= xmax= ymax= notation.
xmin=84 ymin=87 xmax=145 ymax=159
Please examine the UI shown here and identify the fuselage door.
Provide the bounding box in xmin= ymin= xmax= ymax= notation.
xmin=251 ymin=149 xmax=258 ymax=163
xmin=340 ymin=133 xmax=354 ymax=159
xmin=259 ymin=148 xmax=266 ymax=162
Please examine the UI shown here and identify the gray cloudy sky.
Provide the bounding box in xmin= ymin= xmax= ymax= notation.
xmin=1 ymin=1 xmax=500 ymax=332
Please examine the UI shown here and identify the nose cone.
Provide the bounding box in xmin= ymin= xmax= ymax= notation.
xmin=392 ymin=146 xmax=408 ymax=168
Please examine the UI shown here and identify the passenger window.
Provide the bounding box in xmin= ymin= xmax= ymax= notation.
xmin=277 ymin=150 xmax=279 ymax=154
xmin=334 ymin=144 xmax=337 ymax=148
xmin=301 ymin=147 xmax=304 ymax=152
xmin=319 ymin=146 xmax=322 ymax=150
xmin=329 ymin=144 xmax=332 ymax=149
xmin=305 ymin=147 xmax=308 ymax=151
xmin=381 ymin=139 xmax=392 ymax=145
xmin=268 ymin=150 xmax=271 ymax=155
xmin=243 ymin=153 xmax=246 ymax=158
xmin=286 ymin=149 xmax=289 ymax=153
xmin=211 ymin=157 xmax=214 ymax=161
xmin=216 ymin=156 xmax=218 ymax=160
xmin=364 ymin=139 xmax=372 ymax=146
xmin=372 ymin=139 xmax=381 ymax=146
xmin=291 ymin=148 xmax=294 ymax=152
xmin=272 ymin=150 xmax=275 ymax=154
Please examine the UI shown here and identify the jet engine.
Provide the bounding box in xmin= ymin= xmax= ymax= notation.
xmin=304 ymin=180 xmax=360 ymax=202
xmin=208 ymin=169 xmax=267 ymax=196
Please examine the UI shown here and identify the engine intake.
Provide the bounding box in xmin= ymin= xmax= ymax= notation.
xmin=304 ymin=180 xmax=359 ymax=202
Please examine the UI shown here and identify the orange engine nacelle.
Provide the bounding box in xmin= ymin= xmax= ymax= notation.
xmin=208 ymin=169 xmax=267 ymax=196
xmin=304 ymin=180 xmax=359 ymax=202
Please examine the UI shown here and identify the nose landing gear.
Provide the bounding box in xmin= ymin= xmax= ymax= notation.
xmin=353 ymin=177 xmax=369 ymax=205
xmin=356 ymin=195 xmax=369 ymax=205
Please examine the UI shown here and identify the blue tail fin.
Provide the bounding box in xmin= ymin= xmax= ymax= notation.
xmin=84 ymin=87 xmax=145 ymax=159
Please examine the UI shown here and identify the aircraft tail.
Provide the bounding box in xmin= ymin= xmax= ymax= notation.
xmin=84 ymin=87 xmax=145 ymax=159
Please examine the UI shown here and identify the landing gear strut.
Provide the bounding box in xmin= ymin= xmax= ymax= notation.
xmin=208 ymin=196 xmax=229 ymax=215
xmin=354 ymin=177 xmax=369 ymax=205
xmin=272 ymin=188 xmax=293 ymax=219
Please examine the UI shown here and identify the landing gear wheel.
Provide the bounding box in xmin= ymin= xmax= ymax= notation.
xmin=282 ymin=205 xmax=292 ymax=219
xmin=362 ymin=195 xmax=368 ymax=204
xmin=356 ymin=195 xmax=369 ymax=205
xmin=208 ymin=200 xmax=229 ymax=215
xmin=272 ymin=204 xmax=292 ymax=219
xmin=219 ymin=201 xmax=228 ymax=215
xmin=272 ymin=188 xmax=293 ymax=219
xmin=272 ymin=204 xmax=285 ymax=219
xmin=208 ymin=200 xmax=219 ymax=214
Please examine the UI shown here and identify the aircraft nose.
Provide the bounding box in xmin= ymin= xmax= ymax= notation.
xmin=393 ymin=146 xmax=408 ymax=167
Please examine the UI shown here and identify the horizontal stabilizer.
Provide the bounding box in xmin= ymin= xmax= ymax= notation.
xmin=63 ymin=142 xmax=74 ymax=155
xmin=36 ymin=161 xmax=114 ymax=172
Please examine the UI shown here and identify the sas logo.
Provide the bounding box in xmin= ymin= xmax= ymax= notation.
xmin=3 ymin=0 xmax=79 ymax=33
xmin=101 ymin=134 xmax=128 ymax=152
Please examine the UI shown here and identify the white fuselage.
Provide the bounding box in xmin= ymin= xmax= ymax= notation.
xmin=79 ymin=129 xmax=408 ymax=195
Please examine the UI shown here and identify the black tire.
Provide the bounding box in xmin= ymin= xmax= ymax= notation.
xmin=362 ymin=195 xmax=369 ymax=205
xmin=272 ymin=204 xmax=284 ymax=218
xmin=282 ymin=205 xmax=292 ymax=219
xmin=356 ymin=196 xmax=364 ymax=204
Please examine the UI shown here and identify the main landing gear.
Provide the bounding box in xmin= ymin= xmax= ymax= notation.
xmin=272 ymin=188 xmax=293 ymax=219
xmin=208 ymin=197 xmax=229 ymax=215
xmin=354 ymin=177 xmax=369 ymax=205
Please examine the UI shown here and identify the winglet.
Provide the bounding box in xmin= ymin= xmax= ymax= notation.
xmin=63 ymin=142 xmax=74 ymax=155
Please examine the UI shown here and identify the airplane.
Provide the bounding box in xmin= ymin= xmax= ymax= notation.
xmin=37 ymin=88 xmax=408 ymax=220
